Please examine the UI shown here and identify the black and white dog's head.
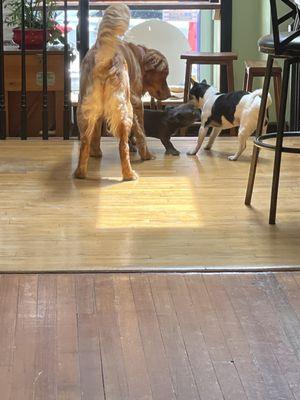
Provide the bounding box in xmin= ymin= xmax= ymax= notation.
xmin=190 ymin=79 xmax=214 ymax=108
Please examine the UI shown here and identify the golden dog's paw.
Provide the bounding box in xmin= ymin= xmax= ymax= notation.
xmin=89 ymin=148 xmax=103 ymax=158
xmin=74 ymin=167 xmax=87 ymax=179
xmin=142 ymin=151 xmax=156 ymax=161
xmin=129 ymin=144 xmax=138 ymax=153
xmin=123 ymin=170 xmax=139 ymax=181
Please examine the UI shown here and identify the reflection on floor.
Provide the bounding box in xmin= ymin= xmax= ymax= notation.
xmin=0 ymin=138 xmax=299 ymax=272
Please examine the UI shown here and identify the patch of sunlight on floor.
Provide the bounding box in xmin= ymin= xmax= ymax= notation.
xmin=96 ymin=176 xmax=204 ymax=229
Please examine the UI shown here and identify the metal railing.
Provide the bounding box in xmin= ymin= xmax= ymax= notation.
xmin=0 ymin=0 xmax=230 ymax=140
xmin=0 ymin=0 xmax=73 ymax=139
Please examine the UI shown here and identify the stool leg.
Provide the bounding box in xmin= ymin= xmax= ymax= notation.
xmin=269 ymin=59 xmax=291 ymax=225
xmin=184 ymin=60 xmax=192 ymax=103
xmin=245 ymin=55 xmax=274 ymax=206
xmin=246 ymin=71 xmax=254 ymax=92
xmin=226 ymin=61 xmax=236 ymax=135
xmin=243 ymin=69 xmax=248 ymax=91
xmin=180 ymin=60 xmax=193 ymax=136
xmin=273 ymin=72 xmax=282 ymax=124
xmin=150 ymin=97 xmax=156 ymax=110
xmin=226 ymin=62 xmax=234 ymax=92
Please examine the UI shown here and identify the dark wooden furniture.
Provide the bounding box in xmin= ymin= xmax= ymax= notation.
xmin=243 ymin=60 xmax=282 ymax=121
xmin=181 ymin=51 xmax=238 ymax=135
xmin=245 ymin=0 xmax=300 ymax=224
xmin=181 ymin=52 xmax=238 ymax=102
xmin=4 ymin=50 xmax=69 ymax=137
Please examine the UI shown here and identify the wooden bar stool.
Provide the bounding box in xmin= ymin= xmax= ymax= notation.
xmin=181 ymin=52 xmax=238 ymax=135
xmin=243 ymin=60 xmax=282 ymax=121
xmin=245 ymin=0 xmax=300 ymax=224
xmin=181 ymin=52 xmax=238 ymax=102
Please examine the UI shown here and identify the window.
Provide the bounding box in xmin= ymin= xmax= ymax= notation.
xmin=55 ymin=1 xmax=219 ymax=93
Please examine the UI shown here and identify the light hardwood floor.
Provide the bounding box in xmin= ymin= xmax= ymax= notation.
xmin=1 ymin=272 xmax=300 ymax=400
xmin=0 ymin=138 xmax=299 ymax=272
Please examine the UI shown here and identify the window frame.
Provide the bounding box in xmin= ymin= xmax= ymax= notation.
xmin=75 ymin=0 xmax=232 ymax=89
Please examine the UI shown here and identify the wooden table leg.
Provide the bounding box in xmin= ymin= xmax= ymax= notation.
xmin=226 ymin=62 xmax=236 ymax=135
xmin=245 ymin=71 xmax=254 ymax=92
xmin=243 ymin=69 xmax=248 ymax=91
xmin=226 ymin=61 xmax=235 ymax=92
xmin=183 ymin=60 xmax=192 ymax=103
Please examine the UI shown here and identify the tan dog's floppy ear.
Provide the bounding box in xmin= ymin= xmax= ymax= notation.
xmin=190 ymin=77 xmax=198 ymax=86
xmin=143 ymin=49 xmax=169 ymax=72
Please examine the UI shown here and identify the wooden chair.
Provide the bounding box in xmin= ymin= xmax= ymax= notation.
xmin=243 ymin=60 xmax=282 ymax=121
xmin=181 ymin=52 xmax=238 ymax=101
xmin=181 ymin=52 xmax=238 ymax=136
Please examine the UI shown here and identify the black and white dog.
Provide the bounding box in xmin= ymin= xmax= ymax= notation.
xmin=188 ymin=80 xmax=272 ymax=160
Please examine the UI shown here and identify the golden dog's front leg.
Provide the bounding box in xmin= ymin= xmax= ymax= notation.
xmin=132 ymin=98 xmax=155 ymax=161
xmin=132 ymin=115 xmax=155 ymax=161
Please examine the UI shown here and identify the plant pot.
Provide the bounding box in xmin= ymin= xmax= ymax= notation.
xmin=12 ymin=28 xmax=50 ymax=50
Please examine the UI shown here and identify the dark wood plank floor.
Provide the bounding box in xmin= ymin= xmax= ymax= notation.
xmin=1 ymin=272 xmax=300 ymax=400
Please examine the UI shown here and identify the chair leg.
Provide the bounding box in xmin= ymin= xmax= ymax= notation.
xmin=246 ymin=71 xmax=254 ymax=92
xmin=150 ymin=97 xmax=157 ymax=110
xmin=269 ymin=59 xmax=291 ymax=224
xmin=183 ymin=60 xmax=192 ymax=103
xmin=273 ymin=72 xmax=282 ymax=124
xmin=245 ymin=144 xmax=261 ymax=202
xmin=243 ymin=69 xmax=248 ymax=91
xmin=226 ymin=61 xmax=236 ymax=136
xmin=245 ymin=55 xmax=274 ymax=206
xmin=226 ymin=61 xmax=234 ymax=92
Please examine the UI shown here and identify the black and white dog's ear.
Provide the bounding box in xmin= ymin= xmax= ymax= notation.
xmin=201 ymin=79 xmax=207 ymax=84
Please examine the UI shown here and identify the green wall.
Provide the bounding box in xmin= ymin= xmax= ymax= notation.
xmin=231 ymin=0 xmax=291 ymax=120
xmin=231 ymin=0 xmax=285 ymax=119
xmin=232 ymin=0 xmax=270 ymax=90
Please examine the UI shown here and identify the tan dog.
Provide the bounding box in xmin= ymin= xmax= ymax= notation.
xmin=74 ymin=4 xmax=171 ymax=180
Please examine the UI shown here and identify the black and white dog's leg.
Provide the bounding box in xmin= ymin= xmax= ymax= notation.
xmin=228 ymin=126 xmax=252 ymax=161
xmin=187 ymin=125 xmax=209 ymax=156
xmin=204 ymin=128 xmax=222 ymax=150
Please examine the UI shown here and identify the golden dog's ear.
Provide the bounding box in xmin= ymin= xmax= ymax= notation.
xmin=190 ymin=77 xmax=198 ymax=86
xmin=143 ymin=49 xmax=169 ymax=72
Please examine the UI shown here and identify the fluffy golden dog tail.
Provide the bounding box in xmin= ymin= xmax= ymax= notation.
xmin=95 ymin=4 xmax=130 ymax=70
xmin=80 ymin=4 xmax=130 ymax=138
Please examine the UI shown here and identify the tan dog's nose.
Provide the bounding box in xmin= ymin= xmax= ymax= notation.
xmin=158 ymin=85 xmax=171 ymax=100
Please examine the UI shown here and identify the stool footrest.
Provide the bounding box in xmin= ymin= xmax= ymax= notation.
xmin=254 ymin=131 xmax=300 ymax=153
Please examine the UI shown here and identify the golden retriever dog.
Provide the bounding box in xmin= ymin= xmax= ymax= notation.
xmin=74 ymin=4 xmax=171 ymax=180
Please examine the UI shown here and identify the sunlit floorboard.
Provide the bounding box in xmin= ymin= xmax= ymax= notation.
xmin=0 ymin=137 xmax=299 ymax=272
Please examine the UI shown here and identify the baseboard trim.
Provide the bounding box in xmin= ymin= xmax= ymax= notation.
xmin=1 ymin=265 xmax=300 ymax=274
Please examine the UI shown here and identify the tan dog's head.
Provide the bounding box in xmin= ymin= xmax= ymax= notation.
xmin=142 ymin=49 xmax=171 ymax=101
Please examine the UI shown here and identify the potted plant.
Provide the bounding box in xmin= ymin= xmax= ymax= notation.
xmin=4 ymin=0 xmax=72 ymax=51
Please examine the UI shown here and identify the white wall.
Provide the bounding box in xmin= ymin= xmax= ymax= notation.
xmin=3 ymin=7 xmax=13 ymax=42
